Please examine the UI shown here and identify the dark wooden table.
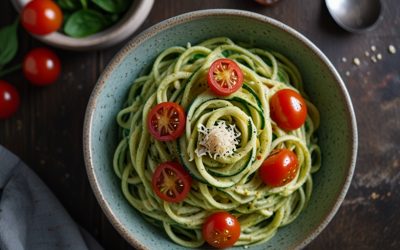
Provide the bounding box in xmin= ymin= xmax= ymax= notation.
xmin=1 ymin=0 xmax=399 ymax=249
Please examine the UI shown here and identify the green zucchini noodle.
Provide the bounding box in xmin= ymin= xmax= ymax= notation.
xmin=113 ymin=37 xmax=321 ymax=248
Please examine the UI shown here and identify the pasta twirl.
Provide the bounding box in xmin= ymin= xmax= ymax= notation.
xmin=113 ymin=37 xmax=321 ymax=248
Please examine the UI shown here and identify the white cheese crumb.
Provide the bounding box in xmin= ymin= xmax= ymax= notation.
xmin=388 ymin=45 xmax=396 ymax=54
xmin=186 ymin=42 xmax=191 ymax=48
xmin=195 ymin=121 xmax=240 ymax=159
xmin=244 ymin=246 xmax=249 ymax=249
xmin=371 ymin=45 xmax=376 ymax=52
xmin=365 ymin=51 xmax=370 ymax=57
xmin=371 ymin=55 xmax=377 ymax=63
xmin=370 ymin=192 xmax=380 ymax=200
xmin=353 ymin=57 xmax=360 ymax=66
xmin=377 ymin=53 xmax=382 ymax=60
xmin=341 ymin=57 xmax=347 ymax=62
xmin=345 ymin=71 xmax=350 ymax=76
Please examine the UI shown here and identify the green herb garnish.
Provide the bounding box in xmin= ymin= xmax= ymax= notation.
xmin=56 ymin=0 xmax=133 ymax=38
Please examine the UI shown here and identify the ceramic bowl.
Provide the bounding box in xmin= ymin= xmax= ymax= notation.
xmin=83 ymin=9 xmax=357 ymax=249
xmin=12 ymin=0 xmax=154 ymax=50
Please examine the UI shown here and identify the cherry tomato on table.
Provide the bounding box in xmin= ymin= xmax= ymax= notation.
xmin=21 ymin=0 xmax=63 ymax=35
xmin=207 ymin=58 xmax=243 ymax=96
xmin=259 ymin=149 xmax=299 ymax=187
xmin=202 ymin=211 xmax=241 ymax=248
xmin=151 ymin=161 xmax=192 ymax=203
xmin=0 ymin=80 xmax=20 ymax=119
xmin=147 ymin=102 xmax=186 ymax=141
xmin=23 ymin=47 xmax=61 ymax=86
xmin=269 ymin=89 xmax=307 ymax=131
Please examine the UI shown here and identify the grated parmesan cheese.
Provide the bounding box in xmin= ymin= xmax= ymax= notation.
xmin=353 ymin=57 xmax=360 ymax=66
xmin=195 ymin=121 xmax=240 ymax=159
xmin=388 ymin=45 xmax=396 ymax=54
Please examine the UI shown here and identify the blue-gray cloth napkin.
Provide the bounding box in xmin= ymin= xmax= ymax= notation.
xmin=0 ymin=145 xmax=103 ymax=250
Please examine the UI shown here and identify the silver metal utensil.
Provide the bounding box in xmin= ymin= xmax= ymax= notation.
xmin=325 ymin=0 xmax=382 ymax=33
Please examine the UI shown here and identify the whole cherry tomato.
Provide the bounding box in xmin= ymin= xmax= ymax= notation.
xmin=269 ymin=89 xmax=307 ymax=131
xmin=23 ymin=47 xmax=61 ymax=86
xmin=0 ymin=80 xmax=20 ymax=119
xmin=259 ymin=149 xmax=299 ymax=187
xmin=21 ymin=0 xmax=63 ymax=35
xmin=202 ymin=211 xmax=241 ymax=248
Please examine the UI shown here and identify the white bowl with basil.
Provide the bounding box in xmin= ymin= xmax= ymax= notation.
xmin=12 ymin=0 xmax=154 ymax=50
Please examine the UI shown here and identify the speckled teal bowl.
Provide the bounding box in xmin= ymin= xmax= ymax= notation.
xmin=83 ymin=9 xmax=357 ymax=249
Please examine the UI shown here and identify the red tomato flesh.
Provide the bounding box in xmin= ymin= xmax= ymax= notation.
xmin=21 ymin=0 xmax=63 ymax=35
xmin=202 ymin=211 xmax=241 ymax=248
xmin=23 ymin=47 xmax=61 ymax=86
xmin=151 ymin=162 xmax=192 ymax=203
xmin=207 ymin=58 xmax=243 ymax=96
xmin=147 ymin=102 xmax=186 ymax=141
xmin=0 ymin=80 xmax=20 ymax=119
xmin=259 ymin=149 xmax=299 ymax=187
xmin=270 ymin=89 xmax=307 ymax=131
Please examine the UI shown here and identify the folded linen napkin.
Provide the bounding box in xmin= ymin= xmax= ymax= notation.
xmin=0 ymin=145 xmax=103 ymax=250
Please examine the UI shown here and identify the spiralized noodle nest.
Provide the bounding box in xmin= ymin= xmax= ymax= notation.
xmin=113 ymin=37 xmax=321 ymax=248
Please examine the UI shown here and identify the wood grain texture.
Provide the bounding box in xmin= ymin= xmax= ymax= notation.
xmin=0 ymin=0 xmax=399 ymax=249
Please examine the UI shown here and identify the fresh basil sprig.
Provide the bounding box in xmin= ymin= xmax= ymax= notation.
xmin=0 ymin=19 xmax=21 ymax=78
xmin=64 ymin=9 xmax=108 ymax=38
xmin=57 ymin=0 xmax=132 ymax=38
xmin=0 ymin=20 xmax=18 ymax=70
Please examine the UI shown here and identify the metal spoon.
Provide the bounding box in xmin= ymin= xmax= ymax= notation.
xmin=325 ymin=0 xmax=382 ymax=33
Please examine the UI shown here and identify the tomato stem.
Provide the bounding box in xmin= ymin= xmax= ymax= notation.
xmin=0 ymin=64 xmax=21 ymax=78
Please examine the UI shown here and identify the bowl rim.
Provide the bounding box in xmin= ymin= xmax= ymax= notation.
xmin=83 ymin=9 xmax=358 ymax=249
xmin=12 ymin=0 xmax=154 ymax=51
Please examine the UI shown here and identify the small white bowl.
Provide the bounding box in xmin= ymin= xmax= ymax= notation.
xmin=12 ymin=0 xmax=154 ymax=50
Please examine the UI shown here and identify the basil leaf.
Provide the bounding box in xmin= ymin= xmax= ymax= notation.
xmin=0 ymin=19 xmax=18 ymax=67
xmin=56 ymin=0 xmax=81 ymax=10
xmin=91 ymin=0 xmax=132 ymax=14
xmin=64 ymin=9 xmax=108 ymax=38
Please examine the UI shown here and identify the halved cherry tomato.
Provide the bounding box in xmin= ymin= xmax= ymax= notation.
xmin=147 ymin=102 xmax=186 ymax=141
xmin=202 ymin=211 xmax=241 ymax=248
xmin=270 ymin=89 xmax=307 ymax=131
xmin=259 ymin=149 xmax=299 ymax=187
xmin=23 ymin=47 xmax=61 ymax=86
xmin=21 ymin=0 xmax=63 ymax=35
xmin=151 ymin=161 xmax=192 ymax=203
xmin=0 ymin=80 xmax=20 ymax=119
xmin=207 ymin=58 xmax=243 ymax=96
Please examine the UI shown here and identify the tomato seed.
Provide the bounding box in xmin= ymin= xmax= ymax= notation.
xmin=166 ymin=169 xmax=175 ymax=176
xmin=176 ymin=180 xmax=184 ymax=192
xmin=167 ymin=190 xmax=175 ymax=198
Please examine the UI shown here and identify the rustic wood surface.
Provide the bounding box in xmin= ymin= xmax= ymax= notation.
xmin=1 ymin=0 xmax=399 ymax=249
